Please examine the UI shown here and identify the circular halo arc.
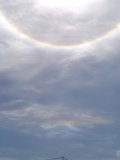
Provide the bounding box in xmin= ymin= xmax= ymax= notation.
xmin=0 ymin=11 xmax=120 ymax=49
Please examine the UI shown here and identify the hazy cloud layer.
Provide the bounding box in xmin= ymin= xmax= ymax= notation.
xmin=0 ymin=0 xmax=120 ymax=160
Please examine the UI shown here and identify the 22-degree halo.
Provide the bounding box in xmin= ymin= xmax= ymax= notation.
xmin=0 ymin=0 xmax=120 ymax=49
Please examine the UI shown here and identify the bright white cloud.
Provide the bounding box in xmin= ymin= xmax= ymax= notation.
xmin=35 ymin=0 xmax=99 ymax=11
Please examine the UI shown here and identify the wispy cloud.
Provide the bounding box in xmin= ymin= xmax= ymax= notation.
xmin=1 ymin=103 xmax=109 ymax=128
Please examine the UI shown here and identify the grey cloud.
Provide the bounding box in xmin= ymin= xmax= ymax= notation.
xmin=0 ymin=0 xmax=120 ymax=160
xmin=0 ymin=123 xmax=120 ymax=160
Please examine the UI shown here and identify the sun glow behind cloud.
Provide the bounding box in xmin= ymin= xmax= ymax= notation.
xmin=35 ymin=0 xmax=98 ymax=11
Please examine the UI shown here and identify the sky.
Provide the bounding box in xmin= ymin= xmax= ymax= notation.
xmin=0 ymin=0 xmax=120 ymax=160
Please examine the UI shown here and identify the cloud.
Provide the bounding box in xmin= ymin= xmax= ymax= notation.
xmin=0 ymin=157 xmax=14 ymax=160
xmin=0 ymin=0 xmax=120 ymax=47
xmin=116 ymin=150 xmax=120 ymax=158
xmin=0 ymin=0 xmax=120 ymax=160
xmin=0 ymin=103 xmax=109 ymax=128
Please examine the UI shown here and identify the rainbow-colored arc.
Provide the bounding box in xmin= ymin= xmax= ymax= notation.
xmin=0 ymin=11 xmax=120 ymax=49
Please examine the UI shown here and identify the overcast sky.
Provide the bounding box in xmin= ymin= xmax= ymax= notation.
xmin=0 ymin=0 xmax=120 ymax=160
